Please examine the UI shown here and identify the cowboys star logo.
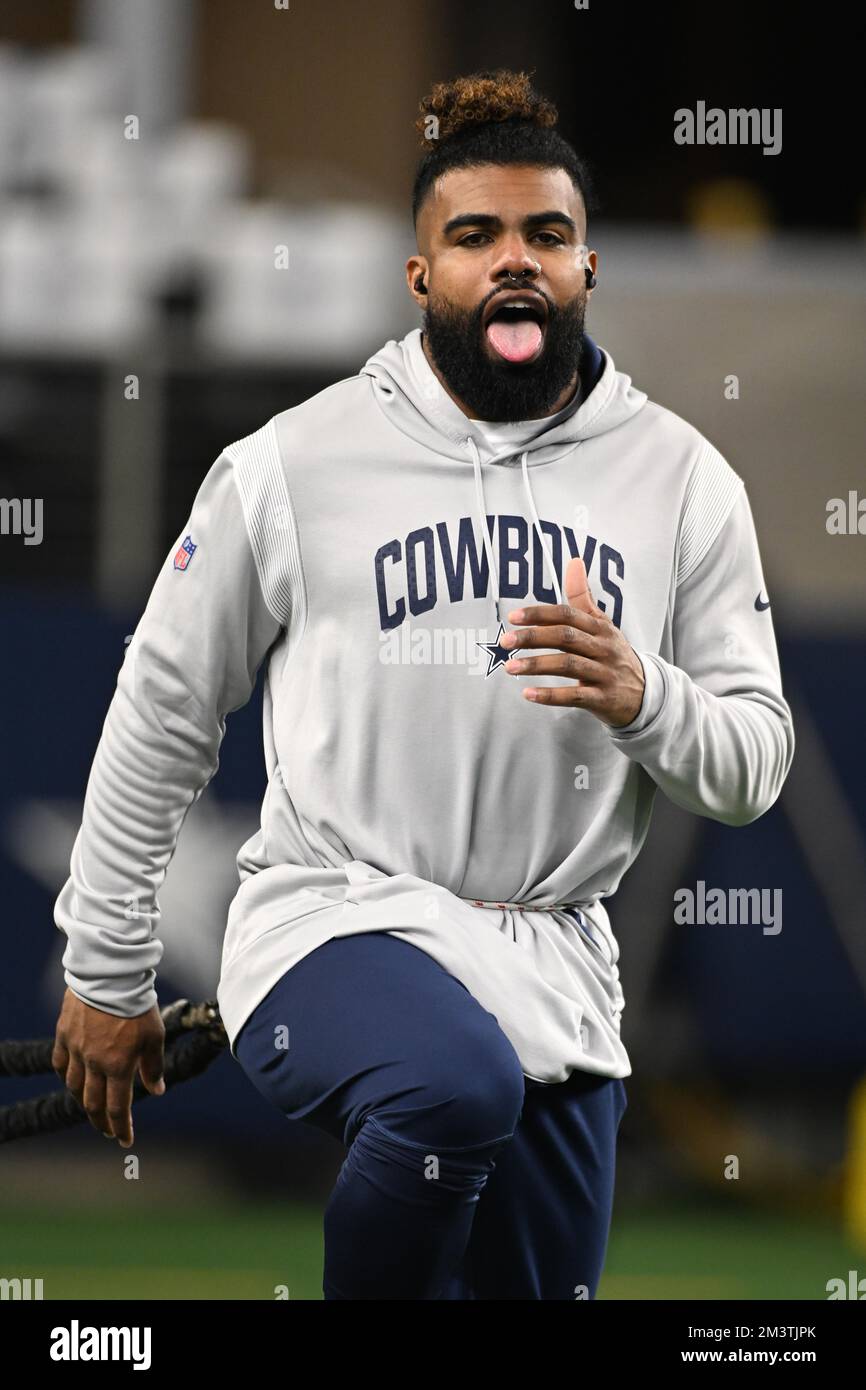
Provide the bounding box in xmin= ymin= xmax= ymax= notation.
xmin=475 ymin=621 xmax=514 ymax=678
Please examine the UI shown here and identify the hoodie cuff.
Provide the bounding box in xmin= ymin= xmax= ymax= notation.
xmin=64 ymin=971 xmax=159 ymax=1020
xmin=606 ymin=650 xmax=667 ymax=738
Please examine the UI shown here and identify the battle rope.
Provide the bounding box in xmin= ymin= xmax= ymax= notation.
xmin=0 ymin=999 xmax=227 ymax=1143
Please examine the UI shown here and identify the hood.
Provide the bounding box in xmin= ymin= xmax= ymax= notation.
xmin=360 ymin=327 xmax=648 ymax=625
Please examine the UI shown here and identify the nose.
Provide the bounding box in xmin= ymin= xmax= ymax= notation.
xmin=491 ymin=241 xmax=542 ymax=283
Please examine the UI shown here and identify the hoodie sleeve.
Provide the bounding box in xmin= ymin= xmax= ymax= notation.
xmin=53 ymin=440 xmax=287 ymax=1018
xmin=605 ymin=453 xmax=794 ymax=827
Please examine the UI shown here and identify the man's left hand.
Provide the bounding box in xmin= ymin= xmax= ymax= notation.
xmin=501 ymin=556 xmax=646 ymax=729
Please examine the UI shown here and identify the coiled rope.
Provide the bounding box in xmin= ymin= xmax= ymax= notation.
xmin=0 ymin=998 xmax=227 ymax=1143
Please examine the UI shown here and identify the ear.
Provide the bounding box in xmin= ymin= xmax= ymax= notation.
xmin=564 ymin=556 xmax=604 ymax=617
xmin=406 ymin=256 xmax=429 ymax=305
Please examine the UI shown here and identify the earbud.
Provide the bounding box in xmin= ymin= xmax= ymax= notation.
xmin=414 ymin=275 xmax=427 ymax=294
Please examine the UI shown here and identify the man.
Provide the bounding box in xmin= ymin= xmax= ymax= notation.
xmin=52 ymin=70 xmax=794 ymax=1300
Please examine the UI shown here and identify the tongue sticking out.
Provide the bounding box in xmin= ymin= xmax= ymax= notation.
xmin=486 ymin=317 xmax=543 ymax=363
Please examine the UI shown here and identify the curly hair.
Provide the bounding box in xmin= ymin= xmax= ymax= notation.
xmin=412 ymin=69 xmax=598 ymax=228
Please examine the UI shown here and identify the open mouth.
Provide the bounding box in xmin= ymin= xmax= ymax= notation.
xmin=483 ymin=292 xmax=548 ymax=364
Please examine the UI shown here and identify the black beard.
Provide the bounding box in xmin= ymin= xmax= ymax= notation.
xmin=422 ymin=288 xmax=586 ymax=422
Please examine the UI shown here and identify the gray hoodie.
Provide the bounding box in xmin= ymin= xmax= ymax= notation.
xmin=54 ymin=327 xmax=795 ymax=1083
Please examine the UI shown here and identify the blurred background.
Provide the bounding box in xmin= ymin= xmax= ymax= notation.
xmin=1 ymin=0 xmax=865 ymax=1300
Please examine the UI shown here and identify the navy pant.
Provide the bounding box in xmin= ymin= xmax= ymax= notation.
xmin=234 ymin=932 xmax=627 ymax=1300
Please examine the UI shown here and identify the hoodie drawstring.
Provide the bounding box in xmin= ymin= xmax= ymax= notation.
xmin=467 ymin=435 xmax=501 ymax=624
xmin=521 ymin=449 xmax=564 ymax=609
xmin=467 ymin=437 xmax=564 ymax=628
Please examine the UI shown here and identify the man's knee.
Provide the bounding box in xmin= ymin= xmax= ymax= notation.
xmin=370 ymin=1023 xmax=526 ymax=1152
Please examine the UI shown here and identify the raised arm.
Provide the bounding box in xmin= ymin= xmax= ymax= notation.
xmin=608 ymin=481 xmax=795 ymax=825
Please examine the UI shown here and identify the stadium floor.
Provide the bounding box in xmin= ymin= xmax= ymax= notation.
xmin=1 ymin=1201 xmax=859 ymax=1300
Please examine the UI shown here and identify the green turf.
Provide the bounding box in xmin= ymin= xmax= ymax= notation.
xmin=599 ymin=1204 xmax=865 ymax=1300
xmin=0 ymin=1203 xmax=325 ymax=1300
xmin=1 ymin=1201 xmax=862 ymax=1299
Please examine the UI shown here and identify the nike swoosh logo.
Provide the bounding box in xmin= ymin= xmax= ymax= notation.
xmin=755 ymin=592 xmax=771 ymax=611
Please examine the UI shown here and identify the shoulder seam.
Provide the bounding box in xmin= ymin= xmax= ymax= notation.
xmin=223 ymin=418 xmax=308 ymax=640
xmin=676 ymin=440 xmax=744 ymax=587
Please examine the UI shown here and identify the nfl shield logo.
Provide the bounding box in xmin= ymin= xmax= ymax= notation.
xmin=173 ymin=535 xmax=197 ymax=571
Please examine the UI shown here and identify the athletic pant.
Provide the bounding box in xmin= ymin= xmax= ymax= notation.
xmin=234 ymin=931 xmax=627 ymax=1300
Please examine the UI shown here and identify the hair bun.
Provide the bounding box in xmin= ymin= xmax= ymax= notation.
xmin=415 ymin=69 xmax=558 ymax=148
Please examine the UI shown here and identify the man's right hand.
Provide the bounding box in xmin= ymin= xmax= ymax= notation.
xmin=52 ymin=988 xmax=166 ymax=1148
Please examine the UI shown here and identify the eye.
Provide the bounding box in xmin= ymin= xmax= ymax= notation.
xmin=457 ymin=231 xmax=565 ymax=248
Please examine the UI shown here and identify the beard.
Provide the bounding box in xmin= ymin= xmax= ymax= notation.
xmin=421 ymin=286 xmax=586 ymax=422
